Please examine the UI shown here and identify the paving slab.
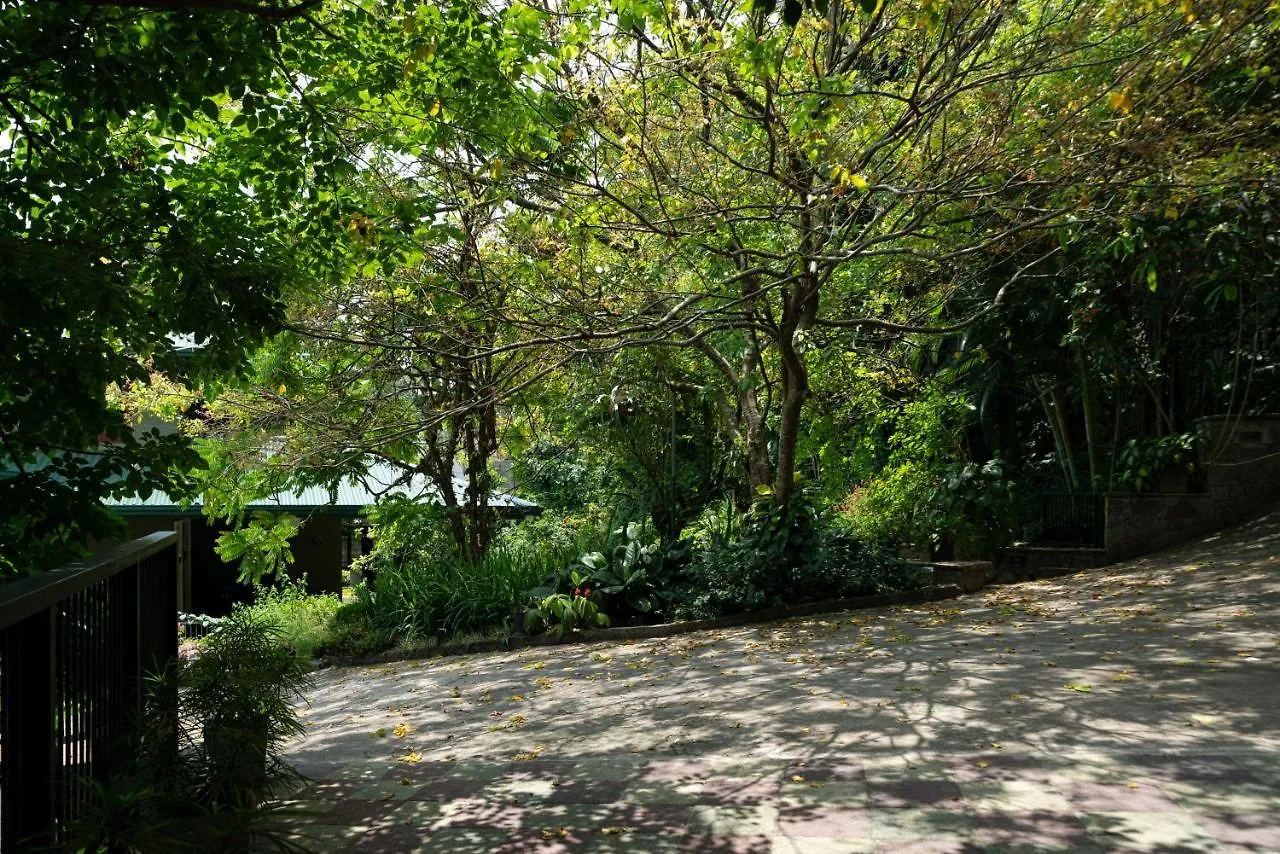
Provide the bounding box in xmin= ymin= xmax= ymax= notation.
xmin=282 ymin=510 xmax=1280 ymax=851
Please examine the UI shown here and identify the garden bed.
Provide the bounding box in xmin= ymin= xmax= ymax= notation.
xmin=314 ymin=583 xmax=963 ymax=668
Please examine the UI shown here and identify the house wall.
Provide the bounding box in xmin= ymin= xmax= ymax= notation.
xmin=121 ymin=514 xmax=344 ymax=614
xmin=290 ymin=516 xmax=344 ymax=596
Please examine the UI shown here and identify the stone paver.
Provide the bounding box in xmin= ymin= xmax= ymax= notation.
xmin=281 ymin=510 xmax=1280 ymax=852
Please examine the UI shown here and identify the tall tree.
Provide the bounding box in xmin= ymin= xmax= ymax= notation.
xmin=0 ymin=0 xmax=338 ymax=575
xmin=525 ymin=0 xmax=1198 ymax=503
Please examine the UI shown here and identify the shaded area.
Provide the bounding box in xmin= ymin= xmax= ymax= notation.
xmin=280 ymin=510 xmax=1280 ymax=851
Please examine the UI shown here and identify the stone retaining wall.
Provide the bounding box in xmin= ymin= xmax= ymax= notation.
xmin=1103 ymin=416 xmax=1280 ymax=562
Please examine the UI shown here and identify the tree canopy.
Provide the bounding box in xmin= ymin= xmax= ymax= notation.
xmin=5 ymin=0 xmax=1278 ymax=576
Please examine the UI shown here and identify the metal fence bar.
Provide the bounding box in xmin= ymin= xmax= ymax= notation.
xmin=0 ymin=532 xmax=177 ymax=851
xmin=1038 ymin=493 xmax=1106 ymax=547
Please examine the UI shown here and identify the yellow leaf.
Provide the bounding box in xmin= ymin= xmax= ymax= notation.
xmin=393 ymin=723 xmax=411 ymax=738
xmin=513 ymin=745 xmax=545 ymax=761
xmin=397 ymin=751 xmax=422 ymax=763
xmin=1108 ymin=90 xmax=1133 ymax=115
xmin=491 ymin=158 xmax=504 ymax=181
xmin=277 ymin=384 xmax=287 ymax=394
xmin=791 ymin=775 xmax=806 ymax=783
xmin=429 ymin=101 xmax=441 ymax=117
xmin=1063 ymin=683 xmax=1092 ymax=693
xmin=850 ymin=174 xmax=870 ymax=192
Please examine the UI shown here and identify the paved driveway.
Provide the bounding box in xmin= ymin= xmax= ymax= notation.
xmin=282 ymin=511 xmax=1280 ymax=852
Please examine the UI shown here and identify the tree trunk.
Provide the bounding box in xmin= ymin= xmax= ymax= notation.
xmin=1035 ymin=377 xmax=1080 ymax=491
xmin=773 ymin=274 xmax=816 ymax=504
xmin=688 ymin=333 xmax=773 ymax=496
xmin=741 ymin=388 xmax=772 ymax=494
xmin=1076 ymin=346 xmax=1102 ymax=490
xmin=463 ymin=400 xmax=498 ymax=560
xmin=773 ymin=366 xmax=806 ymax=503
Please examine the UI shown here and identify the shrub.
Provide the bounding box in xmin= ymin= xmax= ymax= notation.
xmin=846 ymin=458 xmax=1021 ymax=558
xmin=329 ymin=498 xmax=598 ymax=651
xmin=183 ymin=610 xmax=313 ymax=800
xmin=674 ymin=494 xmax=923 ymax=620
xmin=323 ymin=536 xmax=581 ymax=656
xmin=321 ymin=583 xmax=393 ymax=658
xmin=1113 ymin=430 xmax=1203 ymax=492
xmin=526 ymin=521 xmax=687 ymax=624
xmin=523 ymin=592 xmax=610 ymax=638
xmin=807 ymin=529 xmax=929 ymax=598
xmin=494 ymin=510 xmax=604 ymax=558
xmin=673 ymin=494 xmax=823 ymax=620
xmin=237 ymin=580 xmax=341 ymax=660
xmin=369 ymin=545 xmax=549 ymax=639
xmin=674 ymin=538 xmax=771 ymax=619
xmin=681 ymin=497 xmax=746 ymax=550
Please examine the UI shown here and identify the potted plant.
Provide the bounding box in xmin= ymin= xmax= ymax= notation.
xmin=183 ymin=609 xmax=312 ymax=802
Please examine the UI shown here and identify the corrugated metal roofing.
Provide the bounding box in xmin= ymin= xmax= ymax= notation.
xmin=105 ymin=461 xmax=536 ymax=515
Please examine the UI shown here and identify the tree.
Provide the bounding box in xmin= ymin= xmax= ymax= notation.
xmin=513 ymin=0 xmax=1215 ymax=505
xmin=0 ymin=0 xmax=339 ymax=575
xmin=192 ymin=0 xmax=577 ymax=560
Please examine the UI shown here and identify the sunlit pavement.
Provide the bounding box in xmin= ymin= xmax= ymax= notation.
xmin=281 ymin=511 xmax=1280 ymax=852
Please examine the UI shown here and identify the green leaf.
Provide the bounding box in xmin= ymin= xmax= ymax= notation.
xmin=782 ymin=0 xmax=803 ymax=26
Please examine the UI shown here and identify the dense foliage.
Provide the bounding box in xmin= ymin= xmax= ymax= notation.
xmin=6 ymin=0 xmax=1278 ymax=643
xmin=0 ymin=0 xmax=335 ymax=576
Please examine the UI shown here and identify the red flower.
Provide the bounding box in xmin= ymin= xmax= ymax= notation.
xmin=582 ymin=587 xmax=591 ymax=596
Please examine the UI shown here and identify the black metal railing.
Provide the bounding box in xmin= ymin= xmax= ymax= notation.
xmin=178 ymin=612 xmax=223 ymax=640
xmin=0 ymin=532 xmax=178 ymax=850
xmin=1038 ymin=493 xmax=1106 ymax=548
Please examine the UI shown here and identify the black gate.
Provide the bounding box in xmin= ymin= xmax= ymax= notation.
xmin=0 ymin=532 xmax=178 ymax=850
xmin=1039 ymin=493 xmax=1106 ymax=548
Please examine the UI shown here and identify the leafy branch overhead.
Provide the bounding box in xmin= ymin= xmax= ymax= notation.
xmin=4 ymin=0 xmax=1277 ymax=578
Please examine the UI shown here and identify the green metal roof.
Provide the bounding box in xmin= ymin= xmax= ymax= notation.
xmin=104 ymin=462 xmax=537 ymax=517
